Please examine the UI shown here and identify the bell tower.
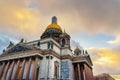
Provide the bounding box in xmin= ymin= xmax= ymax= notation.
xmin=60 ymin=30 xmax=71 ymax=48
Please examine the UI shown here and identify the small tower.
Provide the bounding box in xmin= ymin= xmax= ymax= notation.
xmin=74 ymin=46 xmax=81 ymax=56
xmin=60 ymin=29 xmax=70 ymax=48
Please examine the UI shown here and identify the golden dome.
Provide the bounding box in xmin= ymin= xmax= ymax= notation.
xmin=46 ymin=24 xmax=62 ymax=31
xmin=75 ymin=46 xmax=81 ymax=51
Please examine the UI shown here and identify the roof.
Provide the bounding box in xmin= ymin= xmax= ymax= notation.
xmin=1 ymin=43 xmax=39 ymax=55
xmin=46 ymin=24 xmax=62 ymax=32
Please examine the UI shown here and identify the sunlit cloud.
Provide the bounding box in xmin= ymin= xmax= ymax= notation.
xmin=89 ymin=48 xmax=120 ymax=67
xmin=108 ymin=34 xmax=120 ymax=45
xmin=88 ymin=48 xmax=120 ymax=79
xmin=95 ymin=57 xmax=112 ymax=65
xmin=0 ymin=0 xmax=41 ymax=40
xmin=94 ymin=49 xmax=120 ymax=66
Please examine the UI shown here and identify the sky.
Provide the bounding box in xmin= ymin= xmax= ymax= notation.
xmin=0 ymin=0 xmax=120 ymax=79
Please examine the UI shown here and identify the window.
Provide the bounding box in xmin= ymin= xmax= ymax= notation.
xmin=62 ymin=39 xmax=65 ymax=47
xmin=54 ymin=61 xmax=59 ymax=79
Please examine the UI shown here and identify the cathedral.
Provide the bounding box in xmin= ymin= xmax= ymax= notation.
xmin=0 ymin=16 xmax=94 ymax=80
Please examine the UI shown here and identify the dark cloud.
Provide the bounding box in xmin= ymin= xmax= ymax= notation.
xmin=0 ymin=34 xmax=19 ymax=53
xmin=1 ymin=0 xmax=120 ymax=40
xmin=34 ymin=0 xmax=120 ymax=35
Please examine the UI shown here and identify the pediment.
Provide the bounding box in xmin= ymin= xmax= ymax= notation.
xmin=4 ymin=43 xmax=34 ymax=54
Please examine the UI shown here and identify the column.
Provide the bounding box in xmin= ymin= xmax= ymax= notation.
xmin=19 ymin=59 xmax=26 ymax=80
xmin=74 ymin=65 xmax=77 ymax=80
xmin=8 ymin=61 xmax=15 ymax=80
xmin=84 ymin=64 xmax=89 ymax=80
xmin=33 ymin=57 xmax=39 ymax=80
xmin=83 ymin=69 xmax=86 ymax=80
xmin=75 ymin=65 xmax=78 ymax=80
xmin=84 ymin=65 xmax=87 ymax=80
xmin=83 ymin=64 xmax=86 ymax=80
xmin=2 ymin=62 xmax=10 ymax=80
xmin=0 ymin=62 xmax=5 ymax=78
xmin=13 ymin=60 xmax=20 ymax=80
xmin=77 ymin=64 xmax=81 ymax=80
xmin=80 ymin=64 xmax=84 ymax=80
xmin=72 ymin=64 xmax=75 ymax=80
xmin=26 ymin=58 xmax=32 ymax=80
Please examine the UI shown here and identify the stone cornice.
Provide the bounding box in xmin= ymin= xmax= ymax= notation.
xmin=0 ymin=49 xmax=93 ymax=69
xmin=0 ymin=50 xmax=43 ymax=62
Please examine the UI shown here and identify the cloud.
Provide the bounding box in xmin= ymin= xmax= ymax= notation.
xmin=0 ymin=0 xmax=42 ymax=40
xmin=108 ymin=35 xmax=120 ymax=45
xmin=88 ymin=47 xmax=120 ymax=79
xmin=32 ymin=0 xmax=120 ymax=36
xmin=70 ymin=40 xmax=83 ymax=50
xmin=0 ymin=34 xmax=19 ymax=53
xmin=1 ymin=0 xmax=120 ymax=40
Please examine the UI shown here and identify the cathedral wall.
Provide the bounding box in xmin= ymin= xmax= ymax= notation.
xmin=40 ymin=43 xmax=48 ymax=50
xmin=39 ymin=55 xmax=60 ymax=79
xmin=49 ymin=55 xmax=60 ymax=79
xmin=39 ymin=56 xmax=48 ymax=79
xmin=53 ymin=44 xmax=60 ymax=55
xmin=61 ymin=49 xmax=73 ymax=56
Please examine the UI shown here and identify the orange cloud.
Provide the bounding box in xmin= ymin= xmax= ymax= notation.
xmin=89 ymin=48 xmax=120 ymax=67
xmin=88 ymin=48 xmax=120 ymax=79
xmin=94 ymin=49 xmax=120 ymax=66
xmin=0 ymin=0 xmax=41 ymax=40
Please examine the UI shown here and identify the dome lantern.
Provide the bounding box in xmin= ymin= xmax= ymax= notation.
xmin=52 ymin=16 xmax=57 ymax=24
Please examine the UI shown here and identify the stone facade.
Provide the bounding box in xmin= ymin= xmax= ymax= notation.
xmin=0 ymin=16 xmax=94 ymax=80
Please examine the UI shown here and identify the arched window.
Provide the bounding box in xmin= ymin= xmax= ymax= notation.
xmin=61 ymin=39 xmax=65 ymax=47
xmin=54 ymin=61 xmax=59 ymax=79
